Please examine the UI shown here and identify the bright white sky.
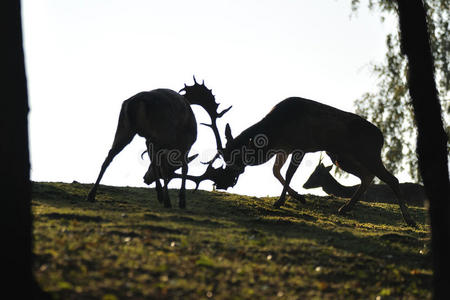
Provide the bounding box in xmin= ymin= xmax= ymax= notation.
xmin=22 ymin=0 xmax=400 ymax=197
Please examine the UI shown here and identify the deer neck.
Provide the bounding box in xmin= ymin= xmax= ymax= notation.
xmin=320 ymin=174 xmax=356 ymax=198
xmin=235 ymin=122 xmax=273 ymax=166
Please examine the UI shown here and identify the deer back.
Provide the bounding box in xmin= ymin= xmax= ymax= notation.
xmin=261 ymin=97 xmax=383 ymax=154
xmin=124 ymin=88 xmax=197 ymax=150
xmin=224 ymin=97 xmax=384 ymax=169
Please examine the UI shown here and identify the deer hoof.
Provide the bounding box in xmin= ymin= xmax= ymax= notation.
xmin=405 ymin=217 xmax=417 ymax=227
xmin=156 ymin=191 xmax=164 ymax=203
xmin=179 ymin=197 xmax=186 ymax=209
xmin=338 ymin=204 xmax=352 ymax=214
xmin=164 ymin=196 xmax=172 ymax=208
xmin=289 ymin=192 xmax=306 ymax=204
xmin=86 ymin=191 xmax=96 ymax=202
xmin=273 ymin=199 xmax=284 ymax=208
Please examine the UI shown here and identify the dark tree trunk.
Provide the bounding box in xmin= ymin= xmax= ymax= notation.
xmin=397 ymin=0 xmax=450 ymax=298
xmin=1 ymin=1 xmax=47 ymax=299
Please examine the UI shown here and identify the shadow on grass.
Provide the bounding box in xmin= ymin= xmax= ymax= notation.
xmin=32 ymin=181 xmax=87 ymax=203
xmin=32 ymin=181 xmax=153 ymax=208
xmin=39 ymin=212 xmax=106 ymax=223
xmin=32 ymin=182 xmax=429 ymax=270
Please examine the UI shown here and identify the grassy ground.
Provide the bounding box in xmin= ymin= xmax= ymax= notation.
xmin=32 ymin=181 xmax=432 ymax=299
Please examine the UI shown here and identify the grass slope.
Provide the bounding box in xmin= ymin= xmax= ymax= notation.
xmin=32 ymin=182 xmax=431 ymax=299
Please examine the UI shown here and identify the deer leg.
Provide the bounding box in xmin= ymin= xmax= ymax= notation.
xmin=151 ymin=163 xmax=164 ymax=204
xmin=370 ymin=160 xmax=416 ymax=227
xmin=87 ymin=128 xmax=135 ymax=202
xmin=338 ymin=174 xmax=374 ymax=213
xmin=274 ymin=153 xmax=304 ymax=208
xmin=148 ymin=143 xmax=164 ymax=203
xmin=179 ymin=158 xmax=188 ymax=209
xmin=272 ymin=153 xmax=306 ymax=204
xmin=160 ymin=152 xmax=172 ymax=208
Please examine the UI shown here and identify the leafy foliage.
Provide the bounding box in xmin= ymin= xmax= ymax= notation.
xmin=351 ymin=0 xmax=449 ymax=181
xmin=33 ymin=182 xmax=431 ymax=299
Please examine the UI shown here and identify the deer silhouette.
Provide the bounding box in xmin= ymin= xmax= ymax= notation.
xmin=303 ymin=160 xmax=427 ymax=207
xmin=87 ymin=78 xmax=234 ymax=207
xmin=215 ymin=97 xmax=416 ymax=226
xmin=139 ymin=78 xmax=236 ymax=191
xmin=86 ymin=88 xmax=197 ymax=208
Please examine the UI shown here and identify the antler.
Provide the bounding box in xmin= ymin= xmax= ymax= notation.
xmin=180 ymin=76 xmax=232 ymax=161
xmin=170 ymin=163 xmax=238 ymax=191
xmin=176 ymin=76 xmax=238 ymax=191
xmin=142 ymin=153 xmax=236 ymax=191
xmin=143 ymin=78 xmax=236 ymax=192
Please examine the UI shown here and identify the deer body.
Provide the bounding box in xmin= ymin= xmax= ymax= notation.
xmin=87 ymin=88 xmax=197 ymax=208
xmin=228 ymin=98 xmax=381 ymax=154
xmin=222 ymin=97 xmax=416 ymax=226
xmin=303 ymin=163 xmax=427 ymax=207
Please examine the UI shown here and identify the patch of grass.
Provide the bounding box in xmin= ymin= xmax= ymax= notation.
xmin=32 ymin=182 xmax=432 ymax=299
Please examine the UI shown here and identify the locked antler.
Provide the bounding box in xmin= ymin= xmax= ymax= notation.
xmin=143 ymin=77 xmax=236 ymax=192
xmin=143 ymin=154 xmax=236 ymax=191
xmin=175 ymin=76 xmax=237 ymax=190
xmin=180 ymin=76 xmax=232 ymax=163
xmin=170 ymin=163 xmax=238 ymax=191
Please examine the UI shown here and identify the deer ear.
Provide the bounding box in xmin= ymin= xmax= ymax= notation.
xmin=225 ymin=123 xmax=233 ymax=141
xmin=325 ymin=165 xmax=332 ymax=172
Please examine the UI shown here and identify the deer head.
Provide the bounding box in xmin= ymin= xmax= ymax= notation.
xmin=220 ymin=123 xmax=248 ymax=175
xmin=302 ymin=160 xmax=333 ymax=189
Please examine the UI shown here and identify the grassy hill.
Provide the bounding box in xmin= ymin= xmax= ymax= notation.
xmin=32 ymin=181 xmax=432 ymax=299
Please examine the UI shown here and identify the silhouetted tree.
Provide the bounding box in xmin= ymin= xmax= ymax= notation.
xmin=396 ymin=0 xmax=450 ymax=298
xmin=351 ymin=0 xmax=449 ymax=182
xmin=1 ymin=1 xmax=47 ymax=299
